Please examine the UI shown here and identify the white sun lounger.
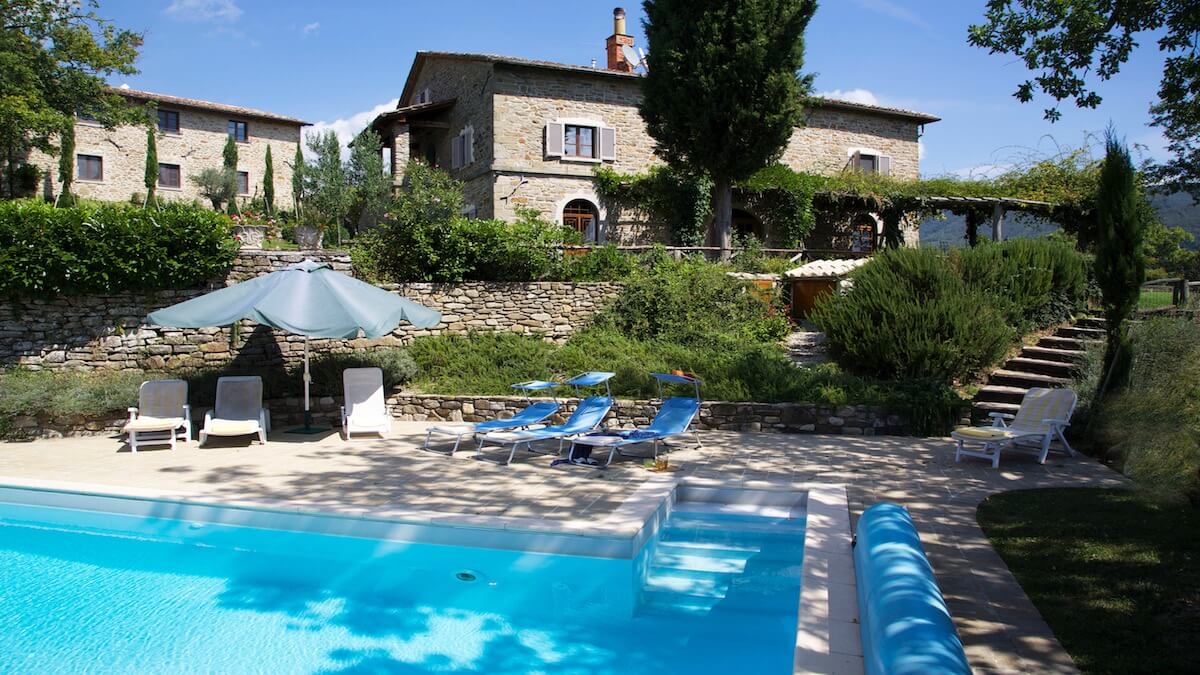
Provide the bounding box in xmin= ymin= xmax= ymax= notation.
xmin=341 ymin=367 xmax=392 ymax=439
xmin=952 ymin=387 xmax=1077 ymax=468
xmin=199 ymin=376 xmax=271 ymax=446
xmin=123 ymin=379 xmax=191 ymax=452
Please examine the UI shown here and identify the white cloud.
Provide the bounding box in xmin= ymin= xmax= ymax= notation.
xmin=302 ymin=22 xmax=320 ymax=35
xmin=849 ymin=0 xmax=931 ymax=30
xmin=165 ymin=0 xmax=242 ymax=22
xmin=918 ymin=140 xmax=925 ymax=161
xmin=118 ymin=83 xmax=131 ymax=89
xmin=817 ymin=88 xmax=881 ymax=106
xmin=304 ymin=98 xmax=399 ymax=160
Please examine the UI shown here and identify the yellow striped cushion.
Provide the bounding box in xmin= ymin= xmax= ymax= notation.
xmin=124 ymin=416 xmax=184 ymax=433
xmin=207 ymin=419 xmax=261 ymax=437
xmin=954 ymin=426 xmax=1016 ymax=441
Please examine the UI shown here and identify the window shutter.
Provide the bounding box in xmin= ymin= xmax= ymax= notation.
xmin=879 ymin=155 xmax=892 ymax=176
xmin=450 ymin=136 xmax=462 ymax=169
xmin=545 ymin=122 xmax=564 ymax=158
xmin=465 ymin=127 xmax=474 ymax=164
xmin=599 ymin=126 xmax=616 ymax=161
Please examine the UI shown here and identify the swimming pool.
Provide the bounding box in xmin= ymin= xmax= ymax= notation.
xmin=0 ymin=486 xmax=810 ymax=674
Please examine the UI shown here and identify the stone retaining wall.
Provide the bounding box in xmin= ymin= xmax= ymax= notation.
xmin=11 ymin=393 xmax=907 ymax=439
xmin=0 ymin=250 xmax=622 ymax=371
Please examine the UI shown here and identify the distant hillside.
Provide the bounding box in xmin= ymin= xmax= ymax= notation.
xmin=919 ymin=191 xmax=1200 ymax=248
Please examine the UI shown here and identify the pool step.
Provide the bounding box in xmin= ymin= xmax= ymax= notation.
xmin=637 ymin=509 xmax=805 ymax=617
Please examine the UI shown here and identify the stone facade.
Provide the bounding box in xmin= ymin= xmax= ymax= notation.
xmin=373 ymin=52 xmax=937 ymax=247
xmin=9 ymin=392 xmax=909 ymax=439
xmin=0 ymin=252 xmax=622 ymax=372
xmin=30 ymin=90 xmax=305 ymax=209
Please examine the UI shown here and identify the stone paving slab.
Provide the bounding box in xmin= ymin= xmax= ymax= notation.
xmin=0 ymin=422 xmax=1127 ymax=673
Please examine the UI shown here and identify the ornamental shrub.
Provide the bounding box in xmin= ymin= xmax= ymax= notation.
xmin=953 ymin=237 xmax=1087 ymax=329
xmin=0 ymin=199 xmax=238 ymax=296
xmin=592 ymin=251 xmax=790 ymax=345
xmin=811 ymin=247 xmax=1014 ymax=382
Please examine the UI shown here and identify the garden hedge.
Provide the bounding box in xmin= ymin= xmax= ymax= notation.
xmin=0 ymin=200 xmax=238 ymax=296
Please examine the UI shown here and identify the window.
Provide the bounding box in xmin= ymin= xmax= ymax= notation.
xmin=236 ymin=171 xmax=249 ymax=195
xmin=545 ymin=121 xmax=616 ymax=161
xmin=76 ymin=110 xmax=99 ymax=124
xmin=77 ymin=155 xmax=103 ymax=181
xmin=157 ymin=109 xmax=180 ymax=133
xmin=228 ymin=120 xmax=248 ymax=142
xmin=564 ymin=125 xmax=595 ymax=158
xmin=850 ymin=150 xmax=891 ymax=175
xmin=850 ymin=214 xmax=878 ymax=253
xmin=450 ymin=126 xmax=474 ymax=170
xmin=158 ymin=163 xmax=181 ymax=189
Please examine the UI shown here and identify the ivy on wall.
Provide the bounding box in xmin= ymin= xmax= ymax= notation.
xmin=594 ymin=150 xmax=1105 ymax=249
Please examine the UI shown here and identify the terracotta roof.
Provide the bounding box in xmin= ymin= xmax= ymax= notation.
xmin=110 ymin=87 xmax=310 ymax=125
xmin=407 ymin=52 xmax=940 ymax=123
xmin=785 ymin=257 xmax=871 ymax=279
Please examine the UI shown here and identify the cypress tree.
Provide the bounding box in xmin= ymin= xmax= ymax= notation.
xmin=292 ymin=143 xmax=305 ymax=214
xmin=640 ymin=0 xmax=817 ymax=258
xmin=263 ymin=145 xmax=275 ymax=214
xmin=223 ymin=134 xmax=238 ymax=170
xmin=144 ymin=126 xmax=157 ymax=207
xmin=1094 ymin=130 xmax=1146 ymax=390
xmin=56 ymin=122 xmax=75 ymax=207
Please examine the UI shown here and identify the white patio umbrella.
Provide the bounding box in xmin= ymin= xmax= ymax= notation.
xmin=146 ymin=259 xmax=441 ymax=432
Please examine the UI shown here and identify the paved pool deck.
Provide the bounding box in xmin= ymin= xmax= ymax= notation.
xmin=0 ymin=424 xmax=1126 ymax=674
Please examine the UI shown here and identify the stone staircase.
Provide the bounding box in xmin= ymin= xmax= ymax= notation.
xmin=971 ymin=317 xmax=1106 ymax=420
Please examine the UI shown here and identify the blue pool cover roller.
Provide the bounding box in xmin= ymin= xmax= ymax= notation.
xmin=853 ymin=502 xmax=970 ymax=675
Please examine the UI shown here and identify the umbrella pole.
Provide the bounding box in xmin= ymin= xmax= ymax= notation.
xmin=287 ymin=335 xmax=328 ymax=434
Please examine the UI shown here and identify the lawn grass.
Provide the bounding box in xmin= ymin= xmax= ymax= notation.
xmin=1138 ymin=287 xmax=1175 ymax=310
xmin=977 ymin=488 xmax=1200 ymax=674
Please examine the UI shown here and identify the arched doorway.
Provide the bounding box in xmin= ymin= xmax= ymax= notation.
xmin=732 ymin=208 xmax=767 ymax=242
xmin=850 ymin=213 xmax=879 ymax=253
xmin=562 ymin=199 xmax=600 ymax=242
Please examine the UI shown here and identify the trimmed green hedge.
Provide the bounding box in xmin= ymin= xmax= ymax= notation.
xmin=0 ymin=200 xmax=238 ymax=296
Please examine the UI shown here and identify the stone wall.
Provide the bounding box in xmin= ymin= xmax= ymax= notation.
xmin=0 ymin=263 xmax=622 ymax=371
xmin=781 ymin=107 xmax=922 ymax=181
xmin=11 ymin=392 xmax=909 ymax=439
xmin=30 ymin=108 xmax=302 ymax=208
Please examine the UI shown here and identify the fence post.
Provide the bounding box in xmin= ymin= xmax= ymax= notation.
xmin=1181 ymin=278 xmax=1191 ymax=307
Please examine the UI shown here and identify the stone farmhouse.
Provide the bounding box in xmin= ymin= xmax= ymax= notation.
xmin=367 ymin=8 xmax=939 ymax=250
xmin=34 ymin=88 xmax=308 ymax=208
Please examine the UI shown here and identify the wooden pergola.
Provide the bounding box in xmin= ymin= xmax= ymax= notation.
xmin=919 ymin=196 xmax=1057 ymax=242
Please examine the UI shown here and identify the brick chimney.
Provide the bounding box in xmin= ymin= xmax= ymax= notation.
xmin=606 ymin=7 xmax=635 ymax=72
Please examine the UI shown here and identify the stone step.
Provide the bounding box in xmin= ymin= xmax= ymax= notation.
xmin=975 ymin=385 xmax=1029 ymax=405
xmin=972 ymin=401 xmax=1021 ymax=419
xmin=1004 ymin=357 xmax=1078 ymax=378
xmin=1074 ymin=317 xmax=1107 ymax=330
xmin=1020 ymin=345 xmax=1088 ymax=363
xmin=987 ymin=369 xmax=1073 ymax=389
xmin=1037 ymin=335 xmax=1090 ymax=350
xmin=1056 ymin=326 xmax=1106 ymax=340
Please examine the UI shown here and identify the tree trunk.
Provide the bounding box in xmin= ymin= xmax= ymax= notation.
xmin=712 ymin=178 xmax=733 ymax=261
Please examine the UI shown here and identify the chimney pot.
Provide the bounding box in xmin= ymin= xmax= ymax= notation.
xmin=606 ymin=7 xmax=634 ymax=72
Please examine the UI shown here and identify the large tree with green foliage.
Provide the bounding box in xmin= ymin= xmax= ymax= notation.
xmin=262 ymin=145 xmax=274 ymax=214
xmin=1094 ymin=131 xmax=1146 ymax=389
xmin=969 ymin=1 xmax=1200 ymax=198
xmin=0 ymin=0 xmax=144 ymax=197
xmin=190 ymin=167 xmax=235 ymax=211
xmin=346 ymin=128 xmax=391 ymax=233
xmin=302 ymin=130 xmax=350 ymax=230
xmin=143 ymin=125 xmax=156 ymax=207
xmin=639 ymin=0 xmax=817 ymax=257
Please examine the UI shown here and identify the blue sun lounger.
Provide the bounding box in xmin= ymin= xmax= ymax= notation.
xmin=423 ymin=380 xmax=560 ymax=455
xmin=475 ymin=372 xmax=615 ymax=465
xmin=564 ymin=373 xmax=703 ymax=467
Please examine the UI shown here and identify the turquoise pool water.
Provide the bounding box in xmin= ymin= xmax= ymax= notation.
xmin=0 ymin=495 xmax=805 ymax=674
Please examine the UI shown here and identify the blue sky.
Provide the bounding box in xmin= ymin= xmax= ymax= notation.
xmin=103 ymin=0 xmax=1171 ymax=176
